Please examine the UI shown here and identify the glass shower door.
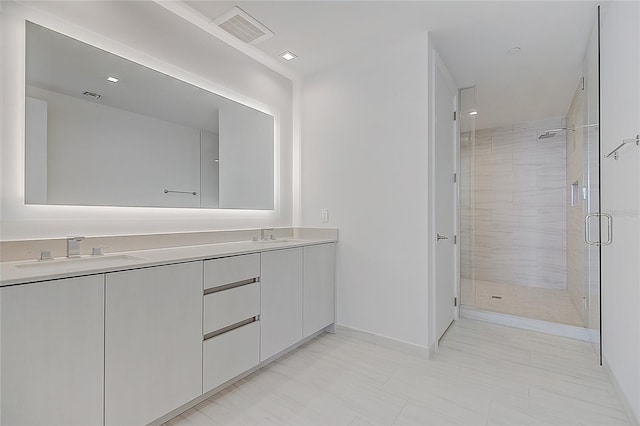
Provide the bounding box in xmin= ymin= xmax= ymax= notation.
xmin=582 ymin=8 xmax=601 ymax=361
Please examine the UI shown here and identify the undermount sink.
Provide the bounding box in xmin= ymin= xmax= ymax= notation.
xmin=14 ymin=254 xmax=147 ymax=272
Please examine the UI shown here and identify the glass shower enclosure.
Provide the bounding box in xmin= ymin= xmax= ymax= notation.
xmin=458 ymin=11 xmax=602 ymax=359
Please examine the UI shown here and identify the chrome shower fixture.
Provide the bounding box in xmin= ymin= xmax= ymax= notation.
xmin=538 ymin=123 xmax=599 ymax=140
xmin=538 ymin=130 xmax=562 ymax=139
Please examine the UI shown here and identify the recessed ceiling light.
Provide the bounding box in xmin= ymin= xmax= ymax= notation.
xmin=280 ymin=51 xmax=297 ymax=61
xmin=507 ymin=46 xmax=522 ymax=56
xmin=468 ymin=110 xmax=478 ymax=116
xmin=106 ymin=76 xmax=119 ymax=83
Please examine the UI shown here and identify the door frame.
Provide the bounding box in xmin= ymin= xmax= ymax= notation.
xmin=428 ymin=48 xmax=460 ymax=354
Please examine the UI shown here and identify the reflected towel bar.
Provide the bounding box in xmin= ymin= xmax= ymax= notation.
xmin=164 ymin=189 xmax=197 ymax=195
xmin=604 ymin=135 xmax=639 ymax=160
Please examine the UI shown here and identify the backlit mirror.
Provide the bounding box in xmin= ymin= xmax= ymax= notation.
xmin=24 ymin=21 xmax=275 ymax=210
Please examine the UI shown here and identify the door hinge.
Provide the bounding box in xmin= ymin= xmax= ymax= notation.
xmin=453 ymin=173 xmax=457 ymax=183
xmin=453 ymin=111 xmax=457 ymax=121
xmin=454 ymin=297 xmax=458 ymax=307
xmin=453 ymin=235 xmax=457 ymax=244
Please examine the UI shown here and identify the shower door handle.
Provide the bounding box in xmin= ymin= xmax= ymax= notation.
xmin=585 ymin=213 xmax=599 ymax=245
xmin=585 ymin=213 xmax=613 ymax=246
xmin=601 ymin=213 xmax=613 ymax=245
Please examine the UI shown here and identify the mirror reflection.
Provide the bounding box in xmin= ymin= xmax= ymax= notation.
xmin=25 ymin=21 xmax=275 ymax=210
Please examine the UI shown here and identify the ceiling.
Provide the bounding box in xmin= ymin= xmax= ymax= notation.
xmin=181 ymin=1 xmax=598 ymax=130
xmin=22 ymin=1 xmax=599 ymax=131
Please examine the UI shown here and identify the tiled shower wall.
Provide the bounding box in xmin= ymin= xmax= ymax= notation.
xmin=566 ymin=86 xmax=587 ymax=322
xmin=566 ymin=76 xmax=600 ymax=329
xmin=460 ymin=117 xmax=567 ymax=289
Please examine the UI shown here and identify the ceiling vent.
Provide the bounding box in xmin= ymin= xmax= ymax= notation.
xmin=213 ymin=6 xmax=274 ymax=45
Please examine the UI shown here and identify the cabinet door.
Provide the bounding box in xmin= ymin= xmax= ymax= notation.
xmin=260 ymin=248 xmax=303 ymax=361
xmin=303 ymin=243 xmax=336 ymax=337
xmin=105 ymin=262 xmax=202 ymax=425
xmin=1 ymin=275 xmax=104 ymax=426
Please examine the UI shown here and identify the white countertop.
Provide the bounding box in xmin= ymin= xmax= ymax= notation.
xmin=0 ymin=238 xmax=336 ymax=287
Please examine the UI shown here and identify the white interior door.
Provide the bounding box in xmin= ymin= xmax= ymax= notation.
xmin=434 ymin=57 xmax=457 ymax=341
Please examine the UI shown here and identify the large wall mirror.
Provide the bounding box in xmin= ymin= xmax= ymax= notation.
xmin=24 ymin=22 xmax=275 ymax=210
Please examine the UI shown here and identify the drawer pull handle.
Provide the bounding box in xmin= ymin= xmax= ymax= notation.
xmin=204 ymin=317 xmax=258 ymax=341
xmin=204 ymin=278 xmax=259 ymax=295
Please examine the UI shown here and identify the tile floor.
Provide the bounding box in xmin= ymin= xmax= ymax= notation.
xmin=163 ymin=318 xmax=632 ymax=425
xmin=461 ymin=279 xmax=585 ymax=327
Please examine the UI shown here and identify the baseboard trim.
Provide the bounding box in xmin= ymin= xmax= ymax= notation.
xmin=335 ymin=325 xmax=430 ymax=359
xmin=428 ymin=341 xmax=437 ymax=359
xmin=459 ymin=306 xmax=597 ymax=342
xmin=587 ymin=327 xmax=600 ymax=343
xmin=602 ymin=358 xmax=640 ymax=425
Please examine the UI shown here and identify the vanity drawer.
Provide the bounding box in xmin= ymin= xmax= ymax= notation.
xmin=204 ymin=254 xmax=260 ymax=290
xmin=203 ymin=321 xmax=260 ymax=393
xmin=204 ymin=282 xmax=260 ymax=334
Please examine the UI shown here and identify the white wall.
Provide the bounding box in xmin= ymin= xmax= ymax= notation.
xmin=1 ymin=1 xmax=293 ymax=240
xmin=24 ymin=97 xmax=47 ymax=204
xmin=218 ymin=101 xmax=274 ymax=210
xmin=599 ymin=2 xmax=640 ymax=422
xmin=300 ymin=34 xmax=431 ymax=349
xmin=27 ymin=88 xmax=202 ymax=208
xmin=200 ymin=130 xmax=220 ymax=209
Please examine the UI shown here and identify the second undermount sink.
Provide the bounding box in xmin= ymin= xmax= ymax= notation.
xmin=14 ymin=254 xmax=147 ymax=272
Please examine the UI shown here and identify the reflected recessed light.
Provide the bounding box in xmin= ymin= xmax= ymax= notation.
xmin=280 ymin=51 xmax=297 ymax=61
xmin=106 ymin=76 xmax=119 ymax=83
xmin=469 ymin=110 xmax=478 ymax=116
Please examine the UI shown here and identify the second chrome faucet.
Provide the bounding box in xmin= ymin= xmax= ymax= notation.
xmin=260 ymin=228 xmax=276 ymax=241
xmin=66 ymin=236 xmax=84 ymax=258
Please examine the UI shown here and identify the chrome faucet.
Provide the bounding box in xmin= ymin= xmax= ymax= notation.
xmin=66 ymin=236 xmax=84 ymax=258
xmin=260 ymin=228 xmax=275 ymax=241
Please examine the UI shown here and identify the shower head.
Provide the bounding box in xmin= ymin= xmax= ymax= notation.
xmin=538 ymin=131 xmax=557 ymax=139
xmin=538 ymin=128 xmax=566 ymax=140
xmin=538 ymin=123 xmax=598 ymax=140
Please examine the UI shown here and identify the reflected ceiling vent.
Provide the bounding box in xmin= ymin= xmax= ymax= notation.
xmin=214 ymin=6 xmax=274 ymax=45
xmin=83 ymin=91 xmax=101 ymax=100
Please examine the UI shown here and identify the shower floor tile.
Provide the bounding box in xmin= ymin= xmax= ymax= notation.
xmin=461 ymin=279 xmax=584 ymax=327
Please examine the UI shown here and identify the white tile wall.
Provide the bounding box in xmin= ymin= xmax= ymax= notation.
xmin=460 ymin=117 xmax=568 ymax=291
xmin=566 ymin=84 xmax=588 ymax=324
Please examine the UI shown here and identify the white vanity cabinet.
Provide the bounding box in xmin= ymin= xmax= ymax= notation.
xmin=203 ymin=254 xmax=261 ymax=393
xmin=303 ymin=243 xmax=336 ymax=338
xmin=0 ymin=275 xmax=105 ymax=426
xmin=0 ymin=238 xmax=337 ymax=425
xmin=260 ymin=248 xmax=304 ymax=361
xmin=104 ymin=262 xmax=203 ymax=426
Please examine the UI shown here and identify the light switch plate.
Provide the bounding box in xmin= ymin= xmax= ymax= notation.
xmin=321 ymin=209 xmax=329 ymax=223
